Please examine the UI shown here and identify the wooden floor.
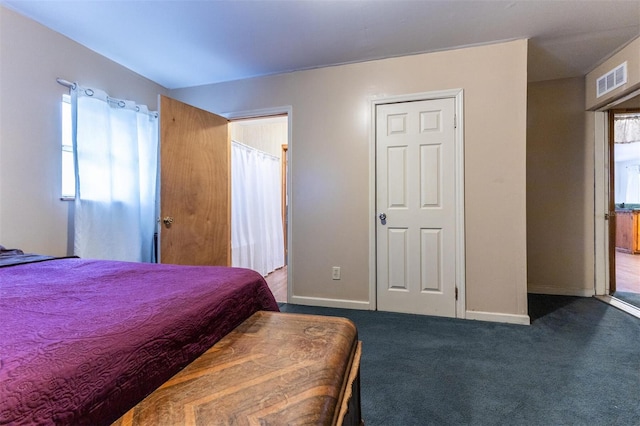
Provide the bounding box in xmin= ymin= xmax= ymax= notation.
xmin=264 ymin=266 xmax=287 ymax=303
xmin=615 ymin=251 xmax=640 ymax=293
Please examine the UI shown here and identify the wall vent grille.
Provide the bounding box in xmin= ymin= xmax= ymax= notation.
xmin=597 ymin=62 xmax=627 ymax=98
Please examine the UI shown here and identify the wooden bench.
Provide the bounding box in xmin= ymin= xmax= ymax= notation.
xmin=113 ymin=311 xmax=362 ymax=425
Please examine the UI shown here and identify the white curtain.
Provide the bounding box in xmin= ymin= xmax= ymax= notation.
xmin=614 ymin=115 xmax=640 ymax=144
xmin=231 ymin=141 xmax=285 ymax=276
xmin=626 ymin=165 xmax=640 ymax=203
xmin=72 ymin=85 xmax=158 ymax=262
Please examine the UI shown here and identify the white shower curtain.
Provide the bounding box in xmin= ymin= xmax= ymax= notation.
xmin=231 ymin=141 xmax=285 ymax=276
xmin=72 ymin=84 xmax=158 ymax=262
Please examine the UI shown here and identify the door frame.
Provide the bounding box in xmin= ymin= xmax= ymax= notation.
xmin=593 ymin=89 xmax=640 ymax=318
xmin=281 ymin=144 xmax=288 ymax=263
xmin=368 ymin=89 xmax=466 ymax=317
xmin=225 ymin=106 xmax=293 ymax=303
xmin=594 ymin=109 xmax=610 ymax=297
xmin=604 ymin=108 xmax=640 ymax=294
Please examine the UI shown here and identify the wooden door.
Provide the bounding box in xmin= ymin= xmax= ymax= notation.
xmin=376 ymin=98 xmax=457 ymax=317
xmin=608 ymin=110 xmax=617 ymax=293
xmin=159 ymin=95 xmax=230 ymax=266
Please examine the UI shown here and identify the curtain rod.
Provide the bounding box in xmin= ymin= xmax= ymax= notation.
xmin=56 ymin=78 xmax=76 ymax=89
xmin=615 ymin=113 xmax=640 ymax=120
xmin=55 ymin=78 xmax=158 ymax=118
xmin=231 ymin=140 xmax=280 ymax=161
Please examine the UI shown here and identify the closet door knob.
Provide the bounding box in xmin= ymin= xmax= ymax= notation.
xmin=162 ymin=216 xmax=174 ymax=227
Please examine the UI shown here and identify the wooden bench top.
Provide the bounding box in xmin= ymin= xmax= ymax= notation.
xmin=113 ymin=311 xmax=361 ymax=425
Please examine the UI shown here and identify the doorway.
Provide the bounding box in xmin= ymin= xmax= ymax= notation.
xmin=230 ymin=116 xmax=289 ymax=303
xmin=609 ymin=109 xmax=640 ymax=310
xmin=594 ymin=91 xmax=640 ymax=318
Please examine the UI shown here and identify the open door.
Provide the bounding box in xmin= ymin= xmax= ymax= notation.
xmin=608 ymin=110 xmax=617 ymax=293
xmin=159 ymin=95 xmax=230 ymax=266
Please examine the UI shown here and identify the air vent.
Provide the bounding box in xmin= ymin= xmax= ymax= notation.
xmin=597 ymin=62 xmax=627 ymax=98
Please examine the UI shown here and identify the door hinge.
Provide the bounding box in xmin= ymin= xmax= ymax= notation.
xmin=454 ymin=114 xmax=457 ymax=129
xmin=455 ymin=286 xmax=458 ymax=301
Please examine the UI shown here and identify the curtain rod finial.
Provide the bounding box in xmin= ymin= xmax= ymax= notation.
xmin=56 ymin=78 xmax=76 ymax=90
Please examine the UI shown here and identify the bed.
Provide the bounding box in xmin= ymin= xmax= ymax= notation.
xmin=0 ymin=247 xmax=279 ymax=425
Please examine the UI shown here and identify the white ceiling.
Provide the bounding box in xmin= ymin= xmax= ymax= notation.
xmin=3 ymin=0 xmax=639 ymax=89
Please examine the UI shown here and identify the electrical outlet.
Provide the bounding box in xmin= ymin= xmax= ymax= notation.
xmin=332 ymin=266 xmax=341 ymax=280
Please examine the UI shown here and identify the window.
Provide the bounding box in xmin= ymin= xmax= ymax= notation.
xmin=61 ymin=94 xmax=75 ymax=199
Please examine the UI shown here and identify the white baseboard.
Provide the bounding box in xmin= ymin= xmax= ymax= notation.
xmin=528 ymin=284 xmax=594 ymax=297
xmin=288 ymin=295 xmax=371 ymax=311
xmin=289 ymin=296 xmax=532 ymax=325
xmin=465 ymin=310 xmax=530 ymax=325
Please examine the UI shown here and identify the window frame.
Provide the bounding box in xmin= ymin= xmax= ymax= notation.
xmin=61 ymin=94 xmax=75 ymax=200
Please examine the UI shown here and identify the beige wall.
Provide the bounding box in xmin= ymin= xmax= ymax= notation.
xmin=586 ymin=37 xmax=640 ymax=110
xmin=0 ymin=7 xmax=529 ymax=319
xmin=171 ymin=40 xmax=529 ymax=318
xmin=0 ymin=6 xmax=166 ymax=255
xmin=230 ymin=117 xmax=287 ymax=158
xmin=527 ymin=77 xmax=595 ymax=296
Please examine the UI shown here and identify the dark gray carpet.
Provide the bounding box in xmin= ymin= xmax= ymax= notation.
xmin=279 ymin=295 xmax=640 ymax=425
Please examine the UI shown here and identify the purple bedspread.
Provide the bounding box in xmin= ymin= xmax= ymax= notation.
xmin=0 ymin=258 xmax=279 ymax=425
